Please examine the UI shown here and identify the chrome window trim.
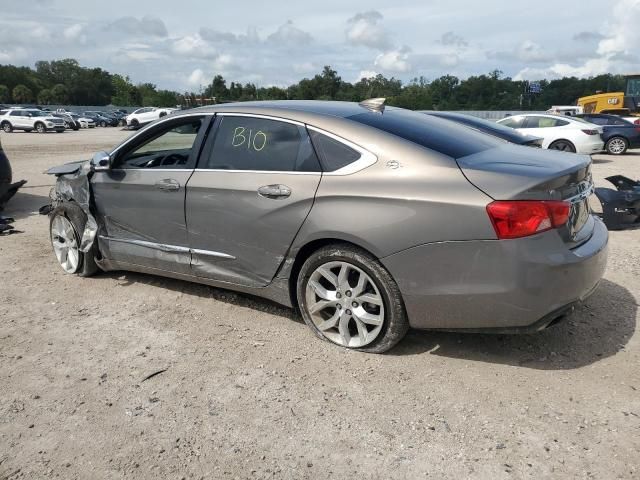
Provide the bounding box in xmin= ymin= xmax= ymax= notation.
xmin=306 ymin=125 xmax=378 ymax=176
xmin=193 ymin=168 xmax=320 ymax=176
xmin=217 ymin=112 xmax=304 ymax=127
xmin=110 ymin=112 xmax=211 ymax=158
xmin=108 ymin=168 xmax=194 ymax=173
xmin=100 ymin=236 xmax=236 ymax=260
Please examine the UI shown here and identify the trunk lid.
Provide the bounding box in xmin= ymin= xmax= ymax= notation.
xmin=456 ymin=143 xmax=594 ymax=247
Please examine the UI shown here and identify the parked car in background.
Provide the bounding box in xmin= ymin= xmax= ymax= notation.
xmin=423 ymin=111 xmax=543 ymax=147
xmin=546 ymin=106 xmax=583 ymax=116
xmin=0 ymin=108 xmax=65 ymax=133
xmin=497 ymin=114 xmax=604 ymax=154
xmin=46 ymin=100 xmax=607 ymax=353
xmin=69 ymin=113 xmax=95 ymax=129
xmin=108 ymin=110 xmax=129 ymax=126
xmin=125 ymin=107 xmax=176 ymax=128
xmin=575 ymin=113 xmax=640 ymax=155
xmin=52 ymin=112 xmax=80 ymax=131
xmin=83 ymin=111 xmax=119 ymax=127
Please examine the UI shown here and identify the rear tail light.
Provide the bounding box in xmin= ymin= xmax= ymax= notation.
xmin=581 ymin=129 xmax=599 ymax=135
xmin=633 ymin=119 xmax=640 ymax=125
xmin=486 ymin=200 xmax=571 ymax=239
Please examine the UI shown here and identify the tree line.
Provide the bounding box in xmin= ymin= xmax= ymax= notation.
xmin=0 ymin=59 xmax=627 ymax=110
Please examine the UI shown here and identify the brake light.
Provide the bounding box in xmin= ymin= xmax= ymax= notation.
xmin=581 ymin=129 xmax=599 ymax=135
xmin=486 ymin=200 xmax=571 ymax=239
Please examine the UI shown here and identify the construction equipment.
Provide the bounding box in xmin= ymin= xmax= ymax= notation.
xmin=578 ymin=75 xmax=640 ymax=116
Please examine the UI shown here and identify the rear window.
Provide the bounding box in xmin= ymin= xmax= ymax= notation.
xmin=348 ymin=109 xmax=503 ymax=159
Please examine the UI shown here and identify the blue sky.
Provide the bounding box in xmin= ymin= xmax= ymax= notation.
xmin=1 ymin=0 xmax=638 ymax=90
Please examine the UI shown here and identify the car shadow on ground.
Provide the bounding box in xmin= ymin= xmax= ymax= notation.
xmin=391 ymin=279 xmax=637 ymax=370
xmin=100 ymin=270 xmax=635 ymax=370
xmin=101 ymin=270 xmax=302 ymax=323
xmin=1 ymin=188 xmax=51 ymax=222
xmin=592 ymin=158 xmax=613 ymax=164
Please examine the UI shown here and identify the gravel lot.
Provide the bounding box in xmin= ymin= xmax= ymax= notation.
xmin=1 ymin=128 xmax=639 ymax=480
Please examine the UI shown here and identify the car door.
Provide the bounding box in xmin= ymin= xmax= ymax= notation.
xmin=92 ymin=114 xmax=211 ymax=274
xmin=10 ymin=110 xmax=27 ymax=129
xmin=185 ymin=113 xmax=322 ymax=287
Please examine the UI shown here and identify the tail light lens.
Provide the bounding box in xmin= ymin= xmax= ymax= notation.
xmin=581 ymin=129 xmax=599 ymax=135
xmin=486 ymin=200 xmax=571 ymax=239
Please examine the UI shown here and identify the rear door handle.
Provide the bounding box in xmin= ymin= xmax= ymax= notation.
xmin=154 ymin=178 xmax=180 ymax=191
xmin=257 ymin=184 xmax=292 ymax=199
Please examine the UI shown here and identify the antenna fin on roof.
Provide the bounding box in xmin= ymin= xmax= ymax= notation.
xmin=359 ymin=97 xmax=386 ymax=113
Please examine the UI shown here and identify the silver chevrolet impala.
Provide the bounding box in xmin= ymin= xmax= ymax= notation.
xmin=46 ymin=100 xmax=608 ymax=353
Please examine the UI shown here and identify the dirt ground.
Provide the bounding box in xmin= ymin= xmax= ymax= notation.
xmin=1 ymin=128 xmax=639 ymax=480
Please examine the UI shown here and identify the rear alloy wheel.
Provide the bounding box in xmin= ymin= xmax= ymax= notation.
xmin=100 ymin=120 xmax=107 ymax=127
xmin=297 ymin=244 xmax=408 ymax=353
xmin=549 ymin=140 xmax=576 ymax=153
xmin=35 ymin=122 xmax=46 ymax=133
xmin=605 ymin=136 xmax=628 ymax=155
xmin=1 ymin=122 xmax=12 ymax=133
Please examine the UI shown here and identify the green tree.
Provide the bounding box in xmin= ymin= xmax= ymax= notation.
xmin=0 ymin=84 xmax=9 ymax=103
xmin=50 ymin=84 xmax=69 ymax=104
xmin=37 ymin=88 xmax=53 ymax=105
xmin=12 ymin=84 xmax=34 ymax=104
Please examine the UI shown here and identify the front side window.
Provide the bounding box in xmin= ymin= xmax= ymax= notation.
xmin=114 ymin=118 xmax=203 ymax=169
xmin=204 ymin=116 xmax=320 ymax=172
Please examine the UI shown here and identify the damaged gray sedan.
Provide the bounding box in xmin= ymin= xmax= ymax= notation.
xmin=45 ymin=101 xmax=608 ymax=353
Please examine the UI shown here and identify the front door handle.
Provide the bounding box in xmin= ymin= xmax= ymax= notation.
xmin=258 ymin=184 xmax=292 ymax=199
xmin=154 ymin=178 xmax=180 ymax=192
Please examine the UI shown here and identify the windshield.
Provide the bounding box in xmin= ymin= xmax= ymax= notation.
xmin=627 ymin=78 xmax=640 ymax=96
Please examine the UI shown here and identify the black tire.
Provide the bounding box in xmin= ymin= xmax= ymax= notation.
xmin=100 ymin=120 xmax=107 ymax=127
xmin=35 ymin=122 xmax=46 ymax=134
xmin=605 ymin=136 xmax=628 ymax=155
xmin=49 ymin=202 xmax=100 ymax=277
xmin=159 ymin=111 xmax=167 ymax=118
xmin=296 ymin=243 xmax=409 ymax=353
xmin=548 ymin=140 xmax=576 ymax=153
xmin=131 ymin=119 xmax=139 ymax=128
xmin=2 ymin=122 xmax=13 ymax=133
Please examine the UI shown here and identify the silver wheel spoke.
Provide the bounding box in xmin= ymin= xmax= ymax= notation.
xmin=317 ymin=266 xmax=338 ymax=287
xmin=308 ymin=279 xmax=333 ymax=301
xmin=353 ymin=317 xmax=368 ymax=344
xmin=353 ymin=274 xmax=367 ymax=297
xmin=50 ymin=215 xmax=79 ymax=274
xmin=357 ymin=293 xmax=382 ymax=306
xmin=338 ymin=314 xmax=351 ymax=346
xmin=317 ymin=310 xmax=340 ymax=331
xmin=337 ymin=264 xmax=349 ymax=289
xmin=309 ymin=299 xmax=332 ymax=314
xmin=354 ymin=308 xmax=382 ymax=326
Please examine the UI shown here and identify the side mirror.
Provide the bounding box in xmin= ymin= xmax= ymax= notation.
xmin=91 ymin=151 xmax=111 ymax=171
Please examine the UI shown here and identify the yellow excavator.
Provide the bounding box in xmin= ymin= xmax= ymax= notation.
xmin=577 ymin=74 xmax=640 ymax=116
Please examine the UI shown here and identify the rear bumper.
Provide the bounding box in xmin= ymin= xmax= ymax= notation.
xmin=381 ymin=217 xmax=608 ymax=330
xmin=577 ymin=138 xmax=605 ymax=154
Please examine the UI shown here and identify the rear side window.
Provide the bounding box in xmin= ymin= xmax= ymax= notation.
xmin=204 ymin=116 xmax=320 ymax=172
xmin=348 ymin=109 xmax=503 ymax=159
xmin=523 ymin=117 xmax=569 ymax=128
xmin=309 ymin=130 xmax=361 ymax=172
xmin=0 ymin=110 xmax=7 ymax=116
xmin=10 ymin=111 xmax=23 ymax=117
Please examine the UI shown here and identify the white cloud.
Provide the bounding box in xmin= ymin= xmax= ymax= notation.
xmin=172 ymin=33 xmax=217 ymax=58
xmin=106 ymin=16 xmax=168 ymax=37
xmin=515 ymin=0 xmax=640 ymax=79
xmin=357 ymin=70 xmax=378 ymax=81
xmin=187 ymin=68 xmax=207 ymax=88
xmin=267 ymin=20 xmax=312 ymax=45
xmin=374 ymin=48 xmax=411 ymax=72
xmin=346 ymin=10 xmax=391 ymax=50
xmin=439 ymin=32 xmax=468 ymax=48
xmin=293 ymin=62 xmax=317 ymax=74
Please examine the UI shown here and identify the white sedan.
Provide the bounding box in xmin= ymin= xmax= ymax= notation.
xmin=125 ymin=107 xmax=176 ymax=128
xmin=497 ymin=114 xmax=604 ymax=154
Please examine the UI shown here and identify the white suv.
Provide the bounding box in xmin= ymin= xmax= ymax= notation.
xmin=125 ymin=107 xmax=176 ymax=128
xmin=0 ymin=108 xmax=66 ymax=133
